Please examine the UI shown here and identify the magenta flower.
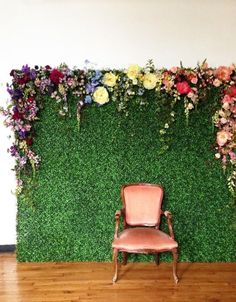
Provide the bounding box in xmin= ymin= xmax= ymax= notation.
xmin=176 ymin=81 xmax=191 ymax=95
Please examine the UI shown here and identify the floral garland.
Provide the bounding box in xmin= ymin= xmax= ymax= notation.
xmin=1 ymin=61 xmax=236 ymax=196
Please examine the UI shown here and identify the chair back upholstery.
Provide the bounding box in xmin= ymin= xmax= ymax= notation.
xmin=121 ymin=183 xmax=164 ymax=226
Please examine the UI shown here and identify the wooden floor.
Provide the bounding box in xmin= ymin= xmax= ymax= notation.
xmin=0 ymin=253 xmax=236 ymax=302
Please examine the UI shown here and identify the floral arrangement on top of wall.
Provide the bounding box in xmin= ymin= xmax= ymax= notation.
xmin=0 ymin=60 xmax=236 ymax=198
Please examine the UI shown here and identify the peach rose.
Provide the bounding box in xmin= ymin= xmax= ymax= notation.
xmin=163 ymin=79 xmax=173 ymax=89
xmin=215 ymin=66 xmax=232 ymax=82
xmin=213 ymin=79 xmax=222 ymax=87
xmin=187 ymin=72 xmax=198 ymax=84
xmin=218 ymin=109 xmax=226 ymax=117
xmin=217 ymin=130 xmax=231 ymax=146
xmin=222 ymin=102 xmax=230 ymax=110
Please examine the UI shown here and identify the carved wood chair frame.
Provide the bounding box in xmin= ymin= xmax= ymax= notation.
xmin=112 ymin=183 xmax=179 ymax=284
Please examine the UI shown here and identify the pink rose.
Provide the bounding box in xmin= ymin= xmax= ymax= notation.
xmin=187 ymin=72 xmax=198 ymax=84
xmin=231 ymin=105 xmax=236 ymax=114
xmin=163 ymin=79 xmax=173 ymax=89
xmin=220 ymin=117 xmax=228 ymax=124
xmin=215 ymin=66 xmax=232 ymax=82
xmin=170 ymin=66 xmax=178 ymax=73
xmin=222 ymin=94 xmax=233 ymax=104
xmin=217 ymin=130 xmax=231 ymax=146
xmin=176 ymin=81 xmax=192 ymax=95
xmin=229 ymin=151 xmax=236 ymax=161
xmin=191 ymin=77 xmax=198 ymax=84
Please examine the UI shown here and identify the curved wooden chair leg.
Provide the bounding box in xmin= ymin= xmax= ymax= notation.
xmin=122 ymin=252 xmax=128 ymax=265
xmin=172 ymin=248 xmax=179 ymax=284
xmin=155 ymin=253 xmax=160 ymax=266
xmin=112 ymin=248 xmax=118 ymax=283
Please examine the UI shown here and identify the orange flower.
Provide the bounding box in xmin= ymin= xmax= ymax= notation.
xmin=215 ymin=66 xmax=232 ymax=82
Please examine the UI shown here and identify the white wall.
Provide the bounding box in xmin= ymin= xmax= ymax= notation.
xmin=0 ymin=0 xmax=236 ymax=245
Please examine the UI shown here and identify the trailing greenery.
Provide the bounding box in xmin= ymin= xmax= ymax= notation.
xmin=17 ymin=95 xmax=236 ymax=262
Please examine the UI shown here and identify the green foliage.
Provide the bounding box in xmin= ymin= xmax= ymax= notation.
xmin=17 ymin=95 xmax=236 ymax=262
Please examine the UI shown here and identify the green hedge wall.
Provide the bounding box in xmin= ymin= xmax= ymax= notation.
xmin=17 ymin=95 xmax=236 ymax=262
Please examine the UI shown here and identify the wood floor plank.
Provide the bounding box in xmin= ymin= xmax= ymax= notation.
xmin=0 ymin=253 xmax=235 ymax=302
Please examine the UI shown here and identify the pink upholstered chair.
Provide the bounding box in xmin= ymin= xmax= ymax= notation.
xmin=112 ymin=183 xmax=179 ymax=283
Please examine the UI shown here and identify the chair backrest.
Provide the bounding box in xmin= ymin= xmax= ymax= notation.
xmin=121 ymin=183 xmax=164 ymax=227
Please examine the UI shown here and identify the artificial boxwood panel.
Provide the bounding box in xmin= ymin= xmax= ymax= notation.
xmin=17 ymin=95 xmax=236 ymax=262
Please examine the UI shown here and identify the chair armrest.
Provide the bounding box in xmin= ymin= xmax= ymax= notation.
xmin=115 ymin=210 xmax=121 ymax=219
xmin=162 ymin=210 xmax=175 ymax=240
xmin=114 ymin=210 xmax=122 ymax=239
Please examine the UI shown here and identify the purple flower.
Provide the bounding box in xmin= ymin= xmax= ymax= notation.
xmin=94 ymin=70 xmax=102 ymax=80
xmin=12 ymin=89 xmax=23 ymax=100
xmin=13 ymin=106 xmax=18 ymax=113
xmin=91 ymin=79 xmax=99 ymax=86
xmin=84 ymin=95 xmax=92 ymax=104
xmin=7 ymin=86 xmax=14 ymax=96
xmin=19 ymin=129 xmax=27 ymax=139
xmin=90 ymin=70 xmax=102 ymax=83
xmin=19 ymin=156 xmax=27 ymax=167
xmin=9 ymin=145 xmax=18 ymax=157
xmin=47 ymin=85 xmax=54 ymax=95
xmin=30 ymin=69 xmax=37 ymax=80
xmin=86 ymin=83 xmax=95 ymax=94
xmin=21 ymin=64 xmax=30 ymax=74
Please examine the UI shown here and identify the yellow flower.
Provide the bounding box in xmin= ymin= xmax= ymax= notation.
xmin=103 ymin=72 xmax=118 ymax=87
xmin=138 ymin=73 xmax=144 ymax=81
xmin=143 ymin=73 xmax=158 ymax=90
xmin=126 ymin=64 xmax=141 ymax=80
xmin=58 ymin=84 xmax=65 ymax=95
xmin=93 ymin=86 xmax=109 ymax=104
xmin=19 ymin=141 xmax=27 ymax=151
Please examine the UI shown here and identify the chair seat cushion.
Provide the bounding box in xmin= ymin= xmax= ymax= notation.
xmin=112 ymin=227 xmax=178 ymax=252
